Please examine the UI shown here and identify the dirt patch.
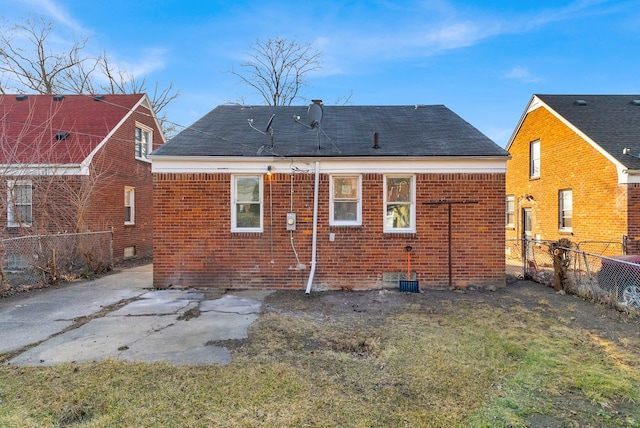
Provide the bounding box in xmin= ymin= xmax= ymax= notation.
xmin=260 ymin=280 xmax=640 ymax=348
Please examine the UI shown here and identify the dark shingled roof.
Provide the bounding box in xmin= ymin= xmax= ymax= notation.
xmin=152 ymin=104 xmax=508 ymax=158
xmin=536 ymin=95 xmax=640 ymax=169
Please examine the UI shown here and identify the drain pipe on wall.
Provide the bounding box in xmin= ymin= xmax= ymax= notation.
xmin=305 ymin=161 xmax=320 ymax=294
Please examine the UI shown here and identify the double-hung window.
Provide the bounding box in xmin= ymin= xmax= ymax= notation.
xmin=231 ymin=175 xmax=263 ymax=232
xmin=505 ymin=195 xmax=515 ymax=227
xmin=559 ymin=189 xmax=572 ymax=231
xmin=124 ymin=187 xmax=135 ymax=225
xmin=330 ymin=175 xmax=362 ymax=226
xmin=135 ymin=124 xmax=153 ymax=160
xmin=384 ymin=175 xmax=415 ymax=233
xmin=7 ymin=180 xmax=32 ymax=227
xmin=530 ymin=140 xmax=540 ymax=178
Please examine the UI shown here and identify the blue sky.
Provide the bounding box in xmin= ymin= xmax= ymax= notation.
xmin=2 ymin=0 xmax=639 ymax=147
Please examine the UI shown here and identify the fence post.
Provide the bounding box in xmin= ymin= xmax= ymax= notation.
xmin=550 ymin=238 xmax=572 ymax=291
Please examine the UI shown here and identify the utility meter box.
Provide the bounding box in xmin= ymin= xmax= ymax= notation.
xmin=286 ymin=213 xmax=296 ymax=231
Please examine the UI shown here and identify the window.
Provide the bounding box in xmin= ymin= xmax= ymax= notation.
xmin=505 ymin=195 xmax=515 ymax=227
xmin=231 ymin=175 xmax=263 ymax=232
xmin=530 ymin=140 xmax=540 ymax=178
xmin=135 ymin=124 xmax=153 ymax=159
xmin=330 ymin=175 xmax=362 ymax=226
xmin=384 ymin=175 xmax=415 ymax=233
xmin=7 ymin=180 xmax=32 ymax=227
xmin=559 ymin=189 xmax=572 ymax=231
xmin=124 ymin=187 xmax=135 ymax=225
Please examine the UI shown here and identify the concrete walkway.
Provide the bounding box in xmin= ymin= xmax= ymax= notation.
xmin=0 ymin=264 xmax=272 ymax=366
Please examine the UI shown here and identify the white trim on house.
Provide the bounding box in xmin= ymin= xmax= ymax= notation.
xmin=0 ymin=163 xmax=87 ymax=176
xmin=150 ymin=156 xmax=508 ymax=175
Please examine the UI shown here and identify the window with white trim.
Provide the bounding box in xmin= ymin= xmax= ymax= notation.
xmin=384 ymin=175 xmax=415 ymax=233
xmin=7 ymin=180 xmax=32 ymax=227
xmin=559 ymin=189 xmax=572 ymax=231
xmin=530 ymin=140 xmax=540 ymax=178
xmin=231 ymin=175 xmax=263 ymax=232
xmin=124 ymin=187 xmax=135 ymax=225
xmin=505 ymin=195 xmax=515 ymax=227
xmin=330 ymin=175 xmax=362 ymax=226
xmin=135 ymin=124 xmax=153 ymax=160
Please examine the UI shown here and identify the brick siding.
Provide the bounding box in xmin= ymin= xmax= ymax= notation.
xmin=153 ymin=171 xmax=506 ymax=290
xmin=506 ymin=106 xmax=629 ymax=251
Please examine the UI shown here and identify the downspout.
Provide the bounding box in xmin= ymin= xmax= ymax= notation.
xmin=305 ymin=161 xmax=320 ymax=294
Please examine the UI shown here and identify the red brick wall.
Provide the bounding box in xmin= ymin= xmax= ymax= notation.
xmin=153 ymin=171 xmax=506 ymax=290
xmin=1 ymin=104 xmax=159 ymax=263
xmin=506 ymin=107 xmax=628 ymax=251
xmin=84 ymin=107 xmax=159 ymax=262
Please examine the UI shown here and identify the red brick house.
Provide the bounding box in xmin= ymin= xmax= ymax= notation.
xmin=151 ymin=102 xmax=509 ymax=291
xmin=0 ymin=93 xmax=165 ymax=263
xmin=506 ymin=94 xmax=640 ymax=254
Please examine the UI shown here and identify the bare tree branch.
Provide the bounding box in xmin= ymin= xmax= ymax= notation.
xmin=229 ymin=37 xmax=322 ymax=106
xmin=0 ymin=17 xmax=180 ymax=133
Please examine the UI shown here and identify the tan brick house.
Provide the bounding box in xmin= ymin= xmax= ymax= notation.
xmin=506 ymin=94 xmax=640 ymax=254
xmin=151 ymin=102 xmax=509 ymax=291
xmin=0 ymin=93 xmax=165 ymax=263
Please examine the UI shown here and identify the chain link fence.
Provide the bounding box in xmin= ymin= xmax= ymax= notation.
xmin=506 ymin=237 xmax=639 ymax=311
xmin=1 ymin=231 xmax=112 ymax=296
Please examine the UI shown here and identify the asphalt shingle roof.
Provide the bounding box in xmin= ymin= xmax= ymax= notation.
xmin=153 ymin=104 xmax=508 ymax=158
xmin=0 ymin=94 xmax=145 ymax=164
xmin=536 ymin=94 xmax=640 ymax=169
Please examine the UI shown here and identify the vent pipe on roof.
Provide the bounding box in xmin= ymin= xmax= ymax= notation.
xmin=373 ymin=132 xmax=380 ymax=149
xmin=55 ymin=131 xmax=69 ymax=140
xmin=632 ymin=100 xmax=640 ymax=106
xmin=93 ymin=95 xmax=105 ymax=101
xmin=15 ymin=95 xmax=28 ymax=101
xmin=574 ymin=99 xmax=587 ymax=106
xmin=311 ymin=99 xmax=322 ymax=104
xmin=53 ymin=95 xmax=65 ymax=101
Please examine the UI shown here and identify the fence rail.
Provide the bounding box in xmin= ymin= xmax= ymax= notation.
xmin=1 ymin=231 xmax=112 ymax=296
xmin=506 ymin=237 xmax=640 ymax=311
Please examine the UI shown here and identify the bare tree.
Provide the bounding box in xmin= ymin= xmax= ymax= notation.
xmin=229 ymin=37 xmax=322 ymax=106
xmin=0 ymin=17 xmax=179 ymax=132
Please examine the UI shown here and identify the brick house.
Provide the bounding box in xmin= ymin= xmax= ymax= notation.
xmin=0 ymin=93 xmax=165 ymax=263
xmin=151 ymin=102 xmax=509 ymax=291
xmin=506 ymin=94 xmax=640 ymax=254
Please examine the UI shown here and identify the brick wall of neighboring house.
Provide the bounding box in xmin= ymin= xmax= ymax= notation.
xmin=1 ymin=105 xmax=160 ymax=264
xmin=506 ymin=107 xmax=628 ymax=251
xmin=153 ymin=171 xmax=505 ymax=290
xmin=626 ymin=184 xmax=640 ymax=254
xmin=85 ymin=108 xmax=159 ymax=263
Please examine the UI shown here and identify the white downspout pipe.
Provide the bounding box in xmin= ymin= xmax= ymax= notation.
xmin=305 ymin=161 xmax=320 ymax=294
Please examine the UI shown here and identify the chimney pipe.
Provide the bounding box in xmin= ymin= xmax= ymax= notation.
xmin=312 ymin=99 xmax=323 ymax=104
xmin=373 ymin=132 xmax=380 ymax=149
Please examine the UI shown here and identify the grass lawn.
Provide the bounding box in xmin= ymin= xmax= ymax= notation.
xmin=1 ymin=284 xmax=639 ymax=427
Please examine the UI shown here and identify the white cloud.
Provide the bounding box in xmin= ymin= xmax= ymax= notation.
xmin=504 ymin=66 xmax=543 ymax=83
xmin=21 ymin=0 xmax=86 ymax=32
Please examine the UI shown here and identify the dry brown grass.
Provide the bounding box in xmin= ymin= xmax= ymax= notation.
xmin=1 ymin=286 xmax=640 ymax=427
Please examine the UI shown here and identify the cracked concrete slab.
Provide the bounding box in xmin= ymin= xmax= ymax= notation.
xmin=1 ymin=264 xmax=272 ymax=366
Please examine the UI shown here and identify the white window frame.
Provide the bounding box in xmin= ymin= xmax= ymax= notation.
xmin=559 ymin=189 xmax=572 ymax=232
xmin=7 ymin=179 xmax=32 ymax=228
xmin=505 ymin=195 xmax=515 ymax=227
xmin=383 ymin=174 xmax=416 ymax=233
xmin=329 ymin=175 xmax=362 ymax=226
xmin=231 ymin=175 xmax=263 ymax=232
xmin=124 ymin=186 xmax=135 ymax=225
xmin=530 ymin=140 xmax=540 ymax=178
xmin=135 ymin=123 xmax=153 ymax=161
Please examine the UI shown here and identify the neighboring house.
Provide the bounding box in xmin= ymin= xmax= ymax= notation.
xmin=0 ymin=93 xmax=165 ymax=263
xmin=151 ymin=101 xmax=510 ymax=291
xmin=505 ymin=94 xmax=640 ymax=254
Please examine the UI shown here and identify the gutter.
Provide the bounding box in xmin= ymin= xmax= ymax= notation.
xmin=305 ymin=161 xmax=320 ymax=294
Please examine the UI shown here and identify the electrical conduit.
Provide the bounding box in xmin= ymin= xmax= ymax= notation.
xmin=305 ymin=161 xmax=320 ymax=294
